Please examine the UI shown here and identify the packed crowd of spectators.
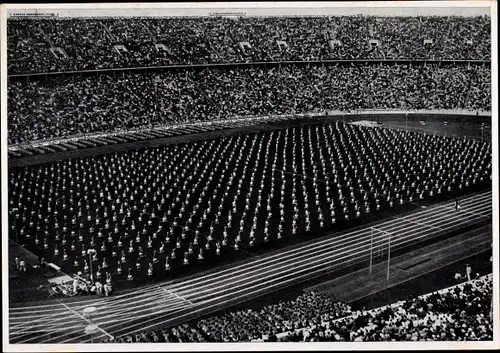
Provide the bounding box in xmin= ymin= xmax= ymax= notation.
xmin=107 ymin=291 xmax=352 ymax=342
xmin=8 ymin=63 xmax=491 ymax=144
xmin=283 ymin=275 xmax=493 ymax=342
xmin=7 ymin=16 xmax=491 ymax=74
xmin=106 ymin=274 xmax=493 ymax=342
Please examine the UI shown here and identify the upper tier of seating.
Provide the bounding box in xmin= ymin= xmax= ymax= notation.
xmin=7 ymin=15 xmax=491 ymax=74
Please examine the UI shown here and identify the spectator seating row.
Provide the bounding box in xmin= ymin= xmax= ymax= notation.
xmin=105 ymin=274 xmax=493 ymax=342
xmin=7 ymin=16 xmax=491 ymax=74
xmin=8 ymin=63 xmax=491 ymax=145
xmin=283 ymin=274 xmax=493 ymax=342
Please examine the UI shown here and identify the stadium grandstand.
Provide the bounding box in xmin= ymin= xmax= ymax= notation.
xmin=5 ymin=4 xmax=494 ymax=346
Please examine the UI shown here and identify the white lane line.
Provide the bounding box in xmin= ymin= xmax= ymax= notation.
xmin=404 ymin=219 xmax=445 ymax=231
xmin=158 ymin=285 xmax=194 ymax=306
xmin=78 ymin=289 xmax=175 ymax=315
xmin=10 ymin=289 xmax=169 ymax=321
xmin=21 ymin=289 xmax=197 ymax=344
xmin=59 ymin=302 xmax=114 ymax=340
xmin=10 ymin=329 xmax=78 ymax=336
xmin=89 ymin=295 xmax=186 ymax=320
xmin=12 ymin=295 xmax=185 ymax=333
xmin=18 ymin=294 xmax=193 ymax=343
xmin=11 ymin=317 xmax=85 ymax=335
xmin=457 ymin=208 xmax=492 ymax=219
xmin=9 ymin=299 xmax=89 ymax=329
xmin=11 ymin=322 xmax=88 ymax=343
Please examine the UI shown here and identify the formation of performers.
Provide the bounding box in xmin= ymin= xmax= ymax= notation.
xmin=8 ymin=122 xmax=492 ymax=285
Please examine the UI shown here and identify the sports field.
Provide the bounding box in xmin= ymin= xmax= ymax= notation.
xmin=8 ymin=117 xmax=493 ymax=343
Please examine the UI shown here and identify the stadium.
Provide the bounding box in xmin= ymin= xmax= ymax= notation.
xmin=4 ymin=4 xmax=496 ymax=346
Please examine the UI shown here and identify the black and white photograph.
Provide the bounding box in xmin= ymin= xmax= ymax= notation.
xmin=1 ymin=1 xmax=498 ymax=351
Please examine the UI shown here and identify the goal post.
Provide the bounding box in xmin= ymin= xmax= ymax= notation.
xmin=368 ymin=227 xmax=392 ymax=280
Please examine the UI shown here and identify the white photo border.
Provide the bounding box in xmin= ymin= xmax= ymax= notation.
xmin=1 ymin=1 xmax=498 ymax=351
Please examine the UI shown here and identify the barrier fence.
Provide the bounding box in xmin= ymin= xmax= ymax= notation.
xmin=8 ymin=109 xmax=491 ymax=152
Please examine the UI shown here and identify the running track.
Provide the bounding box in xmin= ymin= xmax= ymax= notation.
xmin=9 ymin=191 xmax=492 ymax=344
